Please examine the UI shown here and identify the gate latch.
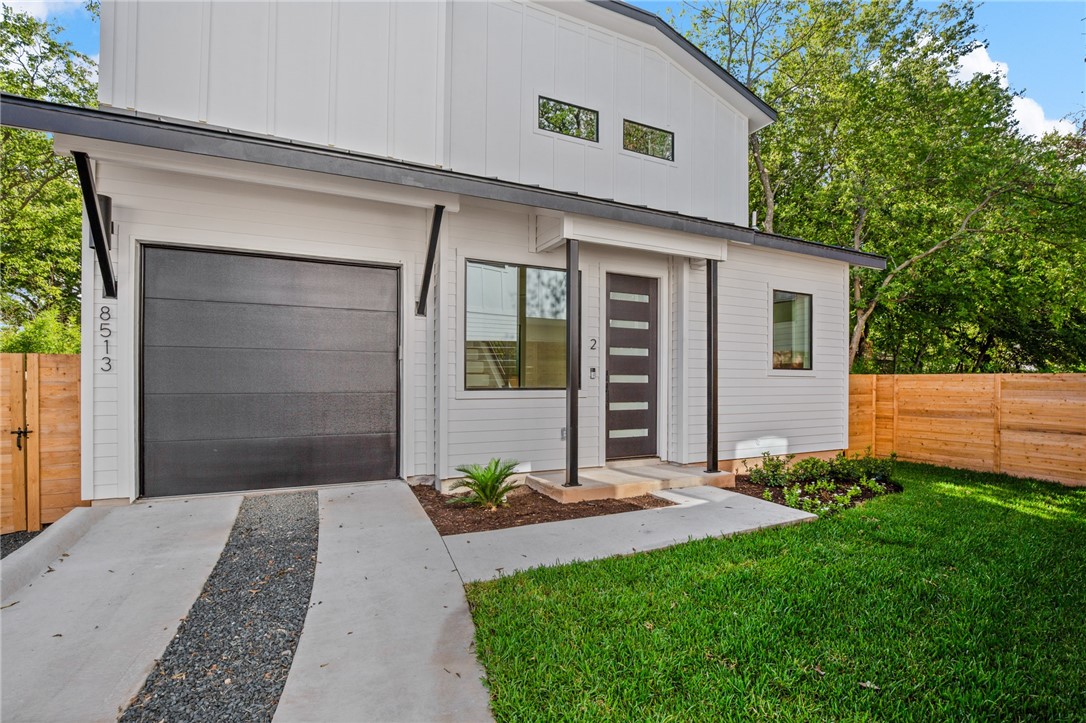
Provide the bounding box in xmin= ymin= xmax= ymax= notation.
xmin=10 ymin=427 xmax=32 ymax=451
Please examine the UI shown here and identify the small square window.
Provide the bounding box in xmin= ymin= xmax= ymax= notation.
xmin=622 ymin=119 xmax=674 ymax=161
xmin=772 ymin=290 xmax=812 ymax=370
xmin=538 ymin=97 xmax=599 ymax=142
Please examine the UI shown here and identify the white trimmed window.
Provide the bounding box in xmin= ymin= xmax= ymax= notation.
xmin=772 ymin=290 xmax=812 ymax=370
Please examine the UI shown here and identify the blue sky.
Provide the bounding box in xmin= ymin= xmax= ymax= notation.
xmin=17 ymin=0 xmax=1086 ymax=133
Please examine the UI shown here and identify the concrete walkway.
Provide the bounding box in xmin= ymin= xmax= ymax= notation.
xmin=444 ymin=486 xmax=816 ymax=582
xmin=0 ymin=496 xmax=241 ymax=723
xmin=274 ymin=482 xmax=491 ymax=723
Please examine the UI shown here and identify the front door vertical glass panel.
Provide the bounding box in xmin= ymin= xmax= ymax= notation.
xmin=606 ymin=274 xmax=658 ymax=459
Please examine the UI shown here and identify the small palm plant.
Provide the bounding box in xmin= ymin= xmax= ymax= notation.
xmin=450 ymin=458 xmax=521 ymax=510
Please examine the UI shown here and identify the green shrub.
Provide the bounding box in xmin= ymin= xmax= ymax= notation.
xmin=786 ymin=456 xmax=832 ymax=486
xmin=746 ymin=452 xmax=793 ymax=487
xmin=859 ymin=452 xmax=897 ymax=483
xmin=829 ymin=452 xmax=863 ymax=484
xmin=450 ymin=458 xmax=521 ymax=510
xmin=0 ymin=308 xmax=80 ymax=353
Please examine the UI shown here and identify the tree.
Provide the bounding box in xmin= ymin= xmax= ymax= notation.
xmin=1 ymin=6 xmax=96 ymax=339
xmin=679 ymin=0 xmax=1086 ymax=372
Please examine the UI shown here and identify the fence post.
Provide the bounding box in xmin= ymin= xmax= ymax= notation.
xmin=891 ymin=375 xmax=899 ymax=455
xmin=25 ymin=354 xmax=41 ymax=531
xmin=993 ymin=374 xmax=1002 ymax=474
xmin=870 ymin=376 xmax=877 ymax=454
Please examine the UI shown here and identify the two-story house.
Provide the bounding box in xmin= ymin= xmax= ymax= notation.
xmin=3 ymin=0 xmax=883 ymax=503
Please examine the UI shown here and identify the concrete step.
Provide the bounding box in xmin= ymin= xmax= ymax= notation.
xmin=526 ymin=463 xmax=734 ymax=504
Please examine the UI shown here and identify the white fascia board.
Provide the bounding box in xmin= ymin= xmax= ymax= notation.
xmin=537 ymin=1 xmax=775 ymax=133
xmin=51 ymin=135 xmax=461 ymax=212
xmin=542 ymin=214 xmax=727 ymax=260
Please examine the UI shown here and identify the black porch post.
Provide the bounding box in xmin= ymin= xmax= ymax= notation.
xmin=564 ymin=238 xmax=581 ymax=487
xmin=706 ymin=258 xmax=720 ymax=472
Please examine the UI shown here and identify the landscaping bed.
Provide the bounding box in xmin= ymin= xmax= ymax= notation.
xmin=730 ymin=451 xmax=901 ymax=516
xmin=412 ymin=484 xmax=671 ymax=536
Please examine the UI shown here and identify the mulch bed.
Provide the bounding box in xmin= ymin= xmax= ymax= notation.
xmin=412 ymin=484 xmax=672 ymax=536
xmin=731 ymin=474 xmax=903 ymax=508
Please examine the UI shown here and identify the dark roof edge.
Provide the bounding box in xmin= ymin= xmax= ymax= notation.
xmin=591 ymin=0 xmax=777 ymax=122
xmin=0 ymin=95 xmax=884 ymax=269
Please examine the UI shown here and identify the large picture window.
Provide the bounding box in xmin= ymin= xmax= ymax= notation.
xmin=772 ymin=290 xmax=812 ymax=370
xmin=465 ymin=260 xmax=568 ymax=390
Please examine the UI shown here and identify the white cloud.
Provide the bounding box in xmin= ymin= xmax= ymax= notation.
xmin=954 ymin=45 xmax=1074 ymax=138
xmin=1011 ymin=96 xmax=1076 ymax=138
xmin=4 ymin=1 xmax=84 ymax=20
xmin=954 ymin=45 xmax=1009 ymax=89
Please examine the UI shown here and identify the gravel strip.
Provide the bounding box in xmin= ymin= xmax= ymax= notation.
xmin=120 ymin=492 xmax=318 ymax=723
xmin=1 ymin=529 xmax=43 ymax=559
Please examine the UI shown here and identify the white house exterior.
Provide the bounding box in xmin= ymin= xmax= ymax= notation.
xmin=3 ymin=0 xmax=883 ymax=502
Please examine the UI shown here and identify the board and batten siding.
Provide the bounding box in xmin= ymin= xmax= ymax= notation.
xmin=447 ymin=0 xmax=749 ymax=224
xmin=81 ymin=160 xmax=437 ymax=500
xmin=100 ymin=0 xmax=750 ymax=225
xmin=680 ymin=245 xmax=850 ymax=465
xmin=99 ymin=0 xmax=446 ymax=168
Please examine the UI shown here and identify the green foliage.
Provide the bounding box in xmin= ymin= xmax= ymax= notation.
xmin=747 ymin=450 xmax=896 ymax=516
xmin=745 ymin=451 xmax=793 ymax=487
xmin=467 ymin=463 xmax=1086 ymax=720
xmin=1 ymin=6 xmax=96 ymax=334
xmin=0 ymin=307 xmax=80 ymax=353
xmin=680 ymin=0 xmax=1086 ymax=373
xmin=785 ymin=456 xmax=832 ymax=486
xmin=450 ymin=458 xmax=521 ymax=510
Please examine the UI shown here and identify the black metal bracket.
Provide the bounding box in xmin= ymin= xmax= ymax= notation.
xmin=72 ymin=151 xmax=118 ymax=299
xmin=415 ymin=205 xmax=445 ymax=316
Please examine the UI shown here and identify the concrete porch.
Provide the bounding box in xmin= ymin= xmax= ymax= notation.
xmin=526 ymin=460 xmax=734 ymax=503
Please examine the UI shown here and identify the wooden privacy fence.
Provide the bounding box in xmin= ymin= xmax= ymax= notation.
xmin=1 ymin=354 xmax=85 ymax=533
xmin=849 ymin=374 xmax=1086 ymax=486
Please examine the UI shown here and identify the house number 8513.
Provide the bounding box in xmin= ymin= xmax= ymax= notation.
xmin=99 ymin=305 xmax=113 ymax=372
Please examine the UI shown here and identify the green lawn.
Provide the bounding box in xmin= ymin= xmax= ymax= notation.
xmin=465 ymin=463 xmax=1086 ymax=721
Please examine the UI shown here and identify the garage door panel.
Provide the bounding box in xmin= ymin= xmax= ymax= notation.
xmin=143 ymin=299 xmax=397 ymax=352
xmin=143 ymin=392 xmax=396 ymax=442
xmin=143 ymin=434 xmax=397 ymax=497
xmin=143 ymin=247 xmax=398 ymax=311
xmin=142 ymin=247 xmax=401 ymax=496
xmin=143 ymin=348 xmax=397 ymax=395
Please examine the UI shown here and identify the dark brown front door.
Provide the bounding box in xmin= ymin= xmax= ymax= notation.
xmin=606 ymin=273 xmax=658 ymax=460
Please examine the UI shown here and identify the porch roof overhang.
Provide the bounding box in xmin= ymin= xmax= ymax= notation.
xmin=1 ymin=94 xmax=886 ymax=270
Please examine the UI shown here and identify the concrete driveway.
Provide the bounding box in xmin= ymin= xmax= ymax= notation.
xmin=0 ymin=496 xmax=241 ymax=722
xmin=1 ymin=483 xmax=491 ymax=723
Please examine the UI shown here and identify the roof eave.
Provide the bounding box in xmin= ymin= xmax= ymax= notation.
xmin=0 ymin=95 xmax=885 ymax=270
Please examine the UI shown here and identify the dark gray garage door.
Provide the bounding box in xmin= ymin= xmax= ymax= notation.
xmin=141 ymin=246 xmax=399 ymax=497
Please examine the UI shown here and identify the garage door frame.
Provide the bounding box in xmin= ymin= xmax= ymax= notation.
xmin=137 ymin=242 xmax=403 ymax=497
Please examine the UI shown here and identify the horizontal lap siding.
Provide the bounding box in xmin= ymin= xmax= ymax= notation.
xmin=684 ymin=245 xmax=849 ymax=464
xmin=442 ymin=204 xmax=602 ymax=478
xmin=88 ymin=164 xmax=433 ymax=500
xmin=848 ymin=374 xmax=1085 ymax=485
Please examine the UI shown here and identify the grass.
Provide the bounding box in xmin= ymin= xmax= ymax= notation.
xmin=465 ymin=463 xmax=1086 ymax=721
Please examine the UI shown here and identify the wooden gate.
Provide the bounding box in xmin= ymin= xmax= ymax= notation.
xmin=1 ymin=354 xmax=85 ymax=533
